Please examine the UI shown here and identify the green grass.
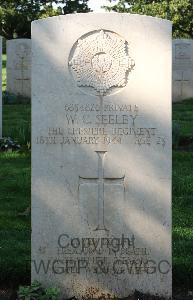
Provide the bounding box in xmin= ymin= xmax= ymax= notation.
xmin=3 ymin=104 xmax=31 ymax=145
xmin=0 ymin=151 xmax=31 ymax=285
xmin=172 ymin=99 xmax=193 ymax=288
xmin=173 ymin=151 xmax=193 ymax=287
xmin=1 ymin=53 xmax=30 ymax=285
xmin=173 ymin=98 xmax=193 ymax=137
xmin=0 ymin=56 xmax=31 ymax=287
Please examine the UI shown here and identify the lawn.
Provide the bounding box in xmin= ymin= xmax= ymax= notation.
xmin=0 ymin=103 xmax=31 ymax=287
xmin=0 ymin=56 xmax=31 ymax=287
xmin=3 ymin=104 xmax=31 ymax=145
xmin=0 ymin=151 xmax=31 ymax=286
xmin=172 ymin=98 xmax=193 ymax=288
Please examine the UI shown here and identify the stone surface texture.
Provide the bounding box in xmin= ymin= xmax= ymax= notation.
xmin=32 ymin=13 xmax=172 ymax=299
xmin=0 ymin=36 xmax=2 ymax=137
xmin=6 ymin=39 xmax=31 ymax=98
xmin=172 ymin=39 xmax=193 ymax=102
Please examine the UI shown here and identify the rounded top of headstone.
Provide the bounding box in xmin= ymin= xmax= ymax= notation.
xmin=173 ymin=38 xmax=193 ymax=43
xmin=7 ymin=38 xmax=31 ymax=43
xmin=32 ymin=13 xmax=172 ymax=25
xmin=6 ymin=39 xmax=31 ymax=58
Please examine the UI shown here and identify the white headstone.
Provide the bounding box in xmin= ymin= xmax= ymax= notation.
xmin=0 ymin=36 xmax=2 ymax=137
xmin=172 ymin=39 xmax=193 ymax=102
xmin=6 ymin=39 xmax=31 ymax=98
xmin=32 ymin=14 xmax=172 ymax=299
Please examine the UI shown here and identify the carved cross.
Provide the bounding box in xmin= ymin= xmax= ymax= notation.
xmin=15 ymin=57 xmax=30 ymax=95
xmin=79 ymin=151 xmax=125 ymax=231
xmin=175 ymin=71 xmax=190 ymax=98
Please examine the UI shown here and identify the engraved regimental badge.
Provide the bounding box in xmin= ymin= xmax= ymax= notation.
xmin=69 ymin=30 xmax=135 ymax=96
